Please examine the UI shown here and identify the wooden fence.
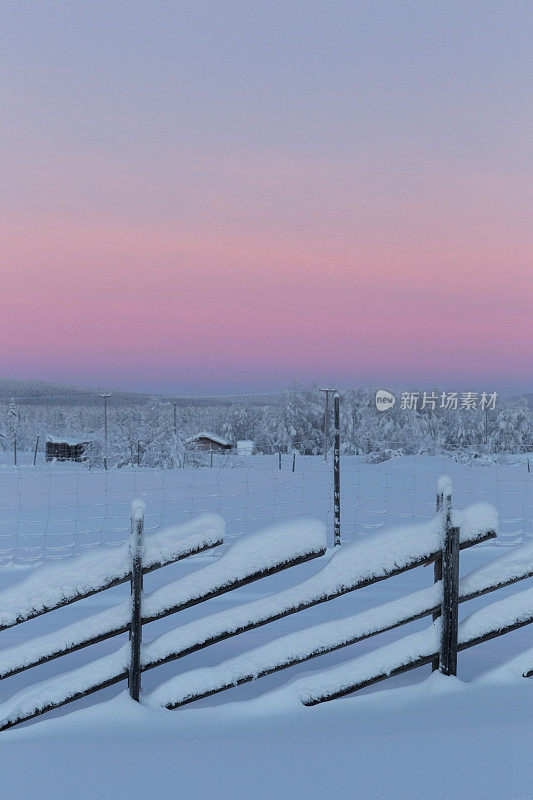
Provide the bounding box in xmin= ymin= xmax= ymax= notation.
xmin=0 ymin=479 xmax=532 ymax=730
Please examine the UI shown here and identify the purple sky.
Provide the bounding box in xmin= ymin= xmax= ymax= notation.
xmin=1 ymin=2 xmax=532 ymax=395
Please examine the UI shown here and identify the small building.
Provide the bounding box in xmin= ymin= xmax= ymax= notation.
xmin=185 ymin=432 xmax=234 ymax=453
xmin=237 ymin=440 xmax=255 ymax=456
xmin=45 ymin=435 xmax=90 ymax=462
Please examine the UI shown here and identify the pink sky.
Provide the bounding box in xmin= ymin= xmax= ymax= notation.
xmin=2 ymin=3 xmax=532 ymax=395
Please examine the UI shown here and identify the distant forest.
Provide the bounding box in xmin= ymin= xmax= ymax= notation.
xmin=1 ymin=384 xmax=531 ymax=468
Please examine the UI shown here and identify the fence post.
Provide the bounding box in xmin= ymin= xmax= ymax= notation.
xmin=292 ymin=452 xmax=296 ymax=472
xmin=438 ymin=482 xmax=459 ymax=676
xmin=431 ymin=487 xmax=444 ymax=671
xmin=333 ymin=392 xmax=341 ymax=546
xmin=129 ymin=500 xmax=145 ymax=702
xmin=33 ymin=435 xmax=39 ymax=466
xmin=278 ymin=452 xmax=282 ymax=470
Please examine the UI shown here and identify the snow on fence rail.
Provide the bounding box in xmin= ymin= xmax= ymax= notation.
xmin=146 ymin=483 xmax=533 ymax=712
xmin=140 ymin=541 xmax=533 ymax=708
xmin=0 ymin=480 xmax=532 ymax=732
xmin=0 ymin=519 xmax=326 ymax=680
xmin=0 ymin=502 xmax=494 ymax=682
xmin=0 ymin=455 xmax=531 ymax=566
xmin=0 ymin=515 xmax=224 ymax=629
xmin=297 ymin=585 xmax=533 ymax=706
xmin=0 ymin=512 xmax=327 ymax=730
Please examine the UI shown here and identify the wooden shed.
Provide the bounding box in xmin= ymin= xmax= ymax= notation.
xmin=185 ymin=432 xmax=234 ymax=453
xmin=45 ymin=436 xmax=90 ymax=462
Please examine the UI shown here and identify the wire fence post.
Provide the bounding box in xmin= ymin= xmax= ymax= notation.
xmin=324 ymin=391 xmax=329 ymax=461
xmin=438 ymin=480 xmax=459 ymax=676
xmin=129 ymin=499 xmax=145 ymax=702
xmin=333 ymin=392 xmax=341 ymax=546
xmin=33 ymin=435 xmax=39 ymax=466
xmin=319 ymin=387 xmax=337 ymax=461
xmin=100 ymin=393 xmax=111 ymax=470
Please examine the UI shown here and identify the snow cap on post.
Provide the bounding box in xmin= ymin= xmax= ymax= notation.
xmin=131 ymin=498 xmax=146 ymax=522
xmin=130 ymin=499 xmax=146 ymax=560
xmin=437 ymin=475 xmax=452 ymax=498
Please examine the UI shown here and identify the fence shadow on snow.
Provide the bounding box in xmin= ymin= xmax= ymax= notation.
xmin=0 ymin=477 xmax=532 ymax=730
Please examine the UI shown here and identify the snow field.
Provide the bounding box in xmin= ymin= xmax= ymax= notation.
xmin=0 ymin=458 xmax=531 ymax=800
xmin=0 ymin=454 xmax=531 ymax=566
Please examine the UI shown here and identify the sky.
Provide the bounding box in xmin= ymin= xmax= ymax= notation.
xmin=1 ymin=1 xmax=532 ymax=396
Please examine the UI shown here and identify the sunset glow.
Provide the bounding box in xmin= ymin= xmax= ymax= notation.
xmin=2 ymin=2 xmax=532 ymax=394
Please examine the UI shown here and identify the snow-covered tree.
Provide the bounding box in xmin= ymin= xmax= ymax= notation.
xmin=490 ymin=398 xmax=530 ymax=453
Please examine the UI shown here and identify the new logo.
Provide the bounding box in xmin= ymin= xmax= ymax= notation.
xmin=375 ymin=390 xmax=396 ymax=411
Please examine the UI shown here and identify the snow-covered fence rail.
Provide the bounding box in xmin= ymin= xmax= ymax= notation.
xmin=289 ymin=482 xmax=533 ymax=706
xmin=0 ymin=487 xmax=496 ymax=727
xmin=0 ymin=504 xmax=495 ymax=682
xmin=2 ymin=481 xmax=532 ymax=731
xmin=0 ymin=511 xmax=327 ymax=730
xmin=145 ymin=539 xmax=533 ymax=710
xmin=0 ymin=515 xmax=224 ymax=630
xmin=298 ymin=585 xmax=533 ymax=705
xmin=144 ymin=484 xmax=533 ymax=712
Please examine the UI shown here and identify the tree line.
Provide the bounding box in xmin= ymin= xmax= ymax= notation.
xmin=0 ymin=388 xmax=530 ymax=467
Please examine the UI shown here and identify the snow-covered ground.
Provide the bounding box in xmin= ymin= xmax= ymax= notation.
xmin=2 ymin=671 xmax=532 ymax=800
xmin=1 ymin=454 xmax=531 ymax=565
xmin=0 ymin=456 xmax=532 ymax=799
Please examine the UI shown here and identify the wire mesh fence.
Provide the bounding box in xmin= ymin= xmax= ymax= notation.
xmin=0 ymin=454 xmax=531 ymax=567
xmin=0 ymin=387 xmax=531 ymax=566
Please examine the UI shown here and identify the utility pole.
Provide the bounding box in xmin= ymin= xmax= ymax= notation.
xmin=100 ymin=393 xmax=111 ymax=470
xmin=173 ymin=401 xmax=177 ymax=433
xmin=319 ymin=387 xmax=337 ymax=461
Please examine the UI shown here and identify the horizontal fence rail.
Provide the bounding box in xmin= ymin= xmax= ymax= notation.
xmin=0 ymin=507 xmax=495 ymax=681
xmin=298 ymin=585 xmax=533 ymax=705
xmin=0 ymin=515 xmax=224 ymax=631
xmin=127 ymin=542 xmax=533 ymax=709
xmin=0 ymin=478 xmax=531 ymax=733
xmin=0 ymin=511 xmax=327 ymax=730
